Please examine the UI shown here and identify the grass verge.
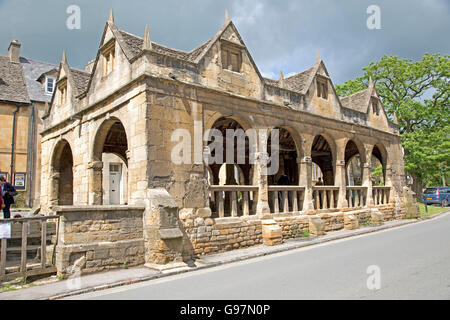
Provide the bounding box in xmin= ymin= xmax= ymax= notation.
xmin=418 ymin=202 xmax=448 ymax=218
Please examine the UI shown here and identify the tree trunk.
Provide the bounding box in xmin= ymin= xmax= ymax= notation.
xmin=410 ymin=172 xmax=423 ymax=201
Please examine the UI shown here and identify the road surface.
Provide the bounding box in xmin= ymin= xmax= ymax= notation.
xmin=68 ymin=211 xmax=450 ymax=300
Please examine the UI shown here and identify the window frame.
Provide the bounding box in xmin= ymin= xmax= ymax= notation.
xmin=101 ymin=40 xmax=116 ymax=77
xmin=371 ymin=97 xmax=380 ymax=115
xmin=57 ymin=78 xmax=68 ymax=106
xmin=221 ymin=41 xmax=243 ymax=73
xmin=316 ymin=76 xmax=328 ymax=100
xmin=45 ymin=77 xmax=56 ymax=94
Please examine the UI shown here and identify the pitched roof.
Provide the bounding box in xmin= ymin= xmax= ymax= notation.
xmin=283 ymin=67 xmax=315 ymax=93
xmin=69 ymin=67 xmax=90 ymax=95
xmin=21 ymin=57 xmax=58 ymax=103
xmin=340 ymin=88 xmax=371 ymax=113
xmin=263 ymin=66 xmax=316 ymax=94
xmin=117 ymin=29 xmax=211 ymax=63
xmin=0 ymin=55 xmax=30 ymax=104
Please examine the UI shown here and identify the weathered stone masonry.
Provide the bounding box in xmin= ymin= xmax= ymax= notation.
xmin=39 ymin=11 xmax=419 ymax=275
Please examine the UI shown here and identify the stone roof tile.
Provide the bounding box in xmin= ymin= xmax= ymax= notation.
xmin=0 ymin=55 xmax=30 ymax=104
xmin=340 ymin=89 xmax=370 ymax=113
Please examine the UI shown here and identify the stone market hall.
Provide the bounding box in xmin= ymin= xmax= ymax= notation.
xmin=37 ymin=10 xmax=419 ymax=274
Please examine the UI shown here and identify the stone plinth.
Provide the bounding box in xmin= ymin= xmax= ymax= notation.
xmin=261 ymin=219 xmax=283 ymax=246
xmin=54 ymin=205 xmax=146 ymax=277
xmin=308 ymin=215 xmax=325 ymax=236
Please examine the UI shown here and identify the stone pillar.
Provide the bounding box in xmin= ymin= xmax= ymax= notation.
xmin=334 ymin=138 xmax=348 ymax=209
xmin=49 ymin=172 xmax=60 ymax=208
xmin=253 ymin=151 xmax=271 ymax=218
xmin=362 ymin=161 xmax=374 ymax=207
xmin=362 ymin=143 xmax=374 ymax=207
xmin=299 ymin=133 xmax=315 ymax=214
xmin=334 ymin=159 xmax=348 ymax=209
xmin=385 ymin=164 xmax=395 ymax=204
xmin=88 ymin=161 xmax=103 ymax=205
xmin=299 ymin=156 xmax=314 ymax=213
xmin=144 ymin=188 xmax=188 ymax=271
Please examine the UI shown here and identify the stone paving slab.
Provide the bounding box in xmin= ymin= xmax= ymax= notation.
xmin=1 ymin=213 xmax=448 ymax=300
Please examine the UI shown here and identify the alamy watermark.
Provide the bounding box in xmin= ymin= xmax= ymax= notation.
xmin=66 ymin=5 xmax=81 ymax=30
xmin=367 ymin=5 xmax=381 ymax=30
xmin=366 ymin=265 xmax=381 ymax=290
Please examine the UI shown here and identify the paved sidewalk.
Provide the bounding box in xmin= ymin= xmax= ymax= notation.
xmin=0 ymin=213 xmax=447 ymax=300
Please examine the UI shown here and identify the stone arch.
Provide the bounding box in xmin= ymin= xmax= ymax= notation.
xmin=50 ymin=139 xmax=74 ymax=206
xmin=371 ymin=142 xmax=388 ymax=186
xmin=92 ymin=117 xmax=129 ymax=164
xmin=311 ymin=133 xmax=336 ymax=185
xmin=206 ymin=116 xmax=254 ymax=185
xmin=344 ymin=139 xmax=366 ymax=186
xmin=205 ymin=112 xmax=253 ymax=132
xmin=90 ymin=117 xmax=129 ymax=205
xmin=267 ymin=126 xmax=302 ymax=186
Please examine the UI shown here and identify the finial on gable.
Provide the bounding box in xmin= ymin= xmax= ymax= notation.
xmin=62 ymin=50 xmax=67 ymax=64
xmin=225 ymin=9 xmax=230 ymax=23
xmin=108 ymin=8 xmax=114 ymax=24
xmin=279 ymin=70 xmax=284 ymax=87
xmin=316 ymin=50 xmax=321 ymax=63
xmin=143 ymin=24 xmax=152 ymax=50
xmin=393 ymin=111 xmax=398 ymax=125
xmin=369 ymin=76 xmax=374 ymax=88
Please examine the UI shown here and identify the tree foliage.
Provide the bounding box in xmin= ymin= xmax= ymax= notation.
xmin=336 ymin=53 xmax=450 ymax=189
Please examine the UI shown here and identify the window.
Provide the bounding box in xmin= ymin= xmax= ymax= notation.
xmin=45 ymin=77 xmax=56 ymax=94
xmin=110 ymin=164 xmax=120 ymax=173
xmin=371 ymin=97 xmax=380 ymax=115
xmin=102 ymin=42 xmax=115 ymax=76
xmin=58 ymin=79 xmax=68 ymax=105
xmin=316 ymin=78 xmax=328 ymax=99
xmin=221 ymin=44 xmax=242 ymax=72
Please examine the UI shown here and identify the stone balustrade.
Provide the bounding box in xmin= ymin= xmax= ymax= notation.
xmin=346 ymin=186 xmax=368 ymax=208
xmin=268 ymin=186 xmax=305 ymax=214
xmin=312 ymin=186 xmax=340 ymax=210
xmin=209 ymin=185 xmax=258 ymax=218
xmin=373 ymin=186 xmax=391 ymax=205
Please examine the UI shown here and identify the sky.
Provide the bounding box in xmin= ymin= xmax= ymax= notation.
xmin=0 ymin=0 xmax=449 ymax=84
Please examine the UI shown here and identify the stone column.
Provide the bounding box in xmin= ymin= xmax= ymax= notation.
xmin=362 ymin=143 xmax=374 ymax=207
xmin=49 ymin=172 xmax=60 ymax=208
xmin=253 ymin=151 xmax=271 ymax=218
xmin=299 ymin=156 xmax=314 ymax=213
xmin=125 ymin=150 xmax=131 ymax=204
xmin=88 ymin=161 xmax=103 ymax=205
xmin=362 ymin=161 xmax=374 ymax=207
xmin=334 ymin=139 xmax=348 ymax=209
xmin=299 ymin=133 xmax=315 ymax=213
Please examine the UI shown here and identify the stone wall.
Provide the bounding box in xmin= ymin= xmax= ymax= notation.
xmin=180 ymin=205 xmax=406 ymax=257
xmin=377 ymin=204 xmax=395 ymax=221
xmin=55 ymin=205 xmax=145 ymax=276
xmin=181 ymin=216 xmax=263 ymax=256
xmin=273 ymin=215 xmax=309 ymax=239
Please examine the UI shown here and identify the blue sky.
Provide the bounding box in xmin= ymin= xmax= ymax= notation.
xmin=0 ymin=0 xmax=449 ymax=84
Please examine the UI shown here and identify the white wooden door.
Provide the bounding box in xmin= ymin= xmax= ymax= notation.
xmin=109 ymin=164 xmax=121 ymax=205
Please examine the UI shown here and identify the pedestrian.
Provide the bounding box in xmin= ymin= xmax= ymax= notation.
xmin=0 ymin=188 xmax=4 ymax=212
xmin=0 ymin=176 xmax=17 ymax=219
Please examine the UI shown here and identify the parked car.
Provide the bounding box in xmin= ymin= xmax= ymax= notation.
xmin=422 ymin=187 xmax=450 ymax=207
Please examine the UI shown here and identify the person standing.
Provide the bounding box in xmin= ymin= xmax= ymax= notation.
xmin=0 ymin=176 xmax=16 ymax=219
xmin=0 ymin=188 xmax=4 ymax=213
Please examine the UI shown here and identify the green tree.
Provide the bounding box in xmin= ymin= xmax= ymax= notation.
xmin=336 ymin=53 xmax=450 ymax=197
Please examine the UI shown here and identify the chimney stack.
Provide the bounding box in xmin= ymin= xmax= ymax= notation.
xmin=8 ymin=40 xmax=21 ymax=63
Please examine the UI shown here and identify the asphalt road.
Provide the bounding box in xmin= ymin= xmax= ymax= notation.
xmin=69 ymin=212 xmax=450 ymax=300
